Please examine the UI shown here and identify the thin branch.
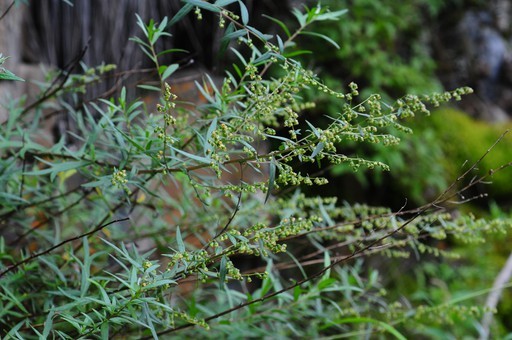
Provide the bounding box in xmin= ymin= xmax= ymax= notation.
xmin=0 ymin=185 xmax=84 ymax=224
xmin=209 ymin=164 xmax=244 ymax=245
xmin=67 ymin=174 xmax=156 ymax=260
xmin=0 ymin=1 xmax=15 ymax=21
xmin=20 ymin=39 xmax=90 ymax=116
xmin=9 ymin=189 xmax=92 ymax=245
xmin=480 ymin=251 xmax=512 ymax=340
xmin=439 ymin=130 xmax=509 ymax=199
xmin=0 ymin=217 xmax=129 ymax=278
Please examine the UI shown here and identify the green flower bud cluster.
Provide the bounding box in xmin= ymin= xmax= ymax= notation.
xmin=111 ymin=168 xmax=128 ymax=189
xmin=153 ymin=83 xmax=177 ymax=147
xmin=276 ymin=163 xmax=329 ymax=187
xmin=217 ymin=8 xmax=241 ymax=29
xmin=154 ymin=126 xmax=173 ymax=144
xmin=194 ymin=6 xmax=202 ymax=20
xmin=172 ymin=311 xmax=209 ymax=330
xmin=166 ymin=248 xmax=209 ymax=272
xmin=415 ymin=242 xmax=459 ymax=259
xmin=223 ymin=259 xmax=242 ymax=280
xmin=221 ymin=182 xmax=267 ymax=197
xmin=414 ymin=304 xmax=484 ymax=326
xmin=301 ymin=71 xmax=345 ymax=99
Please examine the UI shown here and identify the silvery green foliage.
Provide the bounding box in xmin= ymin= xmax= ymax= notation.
xmin=0 ymin=1 xmax=508 ymax=338
xmin=0 ymin=54 xmax=24 ymax=81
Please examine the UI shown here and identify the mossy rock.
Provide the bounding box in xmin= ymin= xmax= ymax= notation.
xmin=413 ymin=108 xmax=512 ymax=198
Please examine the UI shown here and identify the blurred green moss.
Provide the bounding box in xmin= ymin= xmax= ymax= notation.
xmin=414 ymin=108 xmax=512 ymax=199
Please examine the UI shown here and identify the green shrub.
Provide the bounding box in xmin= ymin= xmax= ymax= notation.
xmin=297 ymin=0 xmax=446 ymax=99
xmin=0 ymin=1 xmax=511 ymax=338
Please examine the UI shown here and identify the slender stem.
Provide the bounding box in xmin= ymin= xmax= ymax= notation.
xmin=0 ymin=218 xmax=129 ymax=278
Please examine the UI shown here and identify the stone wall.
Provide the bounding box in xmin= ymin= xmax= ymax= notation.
xmin=433 ymin=0 xmax=512 ymax=121
xmin=0 ymin=2 xmax=43 ymax=123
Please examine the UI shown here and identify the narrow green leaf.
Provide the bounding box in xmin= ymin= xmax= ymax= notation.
xmin=95 ymin=104 xmax=127 ymax=150
xmin=39 ymin=257 xmax=67 ymax=284
xmin=158 ymin=16 xmax=169 ymax=32
xmin=172 ymin=146 xmax=212 ymax=164
xmin=0 ymin=68 xmax=24 ymax=81
xmin=319 ymin=200 xmax=335 ymax=226
xmin=0 ymin=140 xmax=23 ymax=149
xmin=158 ymin=65 xmax=167 ymax=76
xmin=119 ymin=86 xmax=126 ymax=107
xmin=265 ymin=157 xmax=276 ymax=204
xmin=127 ymin=101 xmax=144 ymax=119
xmin=322 ymin=250 xmax=331 ymax=279
xmin=176 ymin=226 xmax=185 ymax=253
xmin=291 ymin=8 xmax=306 ymax=27
xmin=105 ymin=272 xmax=131 ymax=290
xmin=205 ymin=117 xmax=218 ymax=153
xmin=169 ymin=3 xmax=194 ymax=26
xmin=161 ymin=63 xmax=179 ymax=81
xmin=305 ymin=120 xmax=320 ymax=138
xmin=283 ymin=50 xmax=313 ymax=58
xmin=1 ymin=286 xmax=29 ymax=313
xmin=102 ymin=239 xmax=142 ymax=270
xmin=222 ymin=29 xmax=247 ymax=42
xmin=129 ymin=36 xmax=150 ymax=49
xmin=134 ymin=14 xmax=148 ymax=36
xmin=186 ymin=0 xmax=220 ymax=12
xmin=118 ymin=129 xmax=149 ymax=154
xmin=130 ymin=266 xmax=138 ymax=288
xmin=205 ymin=73 xmax=221 ymax=97
xmin=137 ymin=84 xmax=161 ymax=92
xmin=142 ymin=303 xmax=159 ymax=340
xmin=81 ymin=177 xmax=110 ymax=188
xmin=215 ymin=0 xmax=237 ymax=6
xmin=238 ymin=140 xmax=256 ymax=153
xmin=246 ymin=25 xmax=273 ymax=41
xmin=238 ymin=1 xmax=249 ymax=25
xmin=219 ymin=256 xmax=227 ymax=290
xmin=145 ymin=279 xmax=177 ymax=290
xmin=156 ymin=48 xmax=188 ymax=58
xmin=293 ymin=286 xmax=302 ymax=301
xmin=88 ymin=279 xmax=111 ymax=306
xmin=138 ymin=44 xmax=157 ymax=62
xmin=5 ymin=322 xmax=24 ymax=338
xmin=258 ymin=274 xmax=273 ymax=298
xmin=24 ymin=160 xmax=88 ymax=182
xmin=315 ymin=9 xmax=348 ymax=21
xmin=253 ymin=51 xmax=272 ymax=65
xmin=232 ymin=63 xmax=242 ymax=78
xmin=262 ymin=14 xmax=291 ymax=38
xmin=276 ymin=35 xmax=285 ymax=53
xmin=194 ymin=80 xmax=215 ymax=103
xmin=0 ymin=192 xmax=28 ymax=203
xmin=42 ymin=308 xmax=56 ymax=339
xmin=81 ymin=238 xmax=91 ymax=297
xmin=263 ymin=133 xmax=289 ymax=142
xmin=101 ymin=322 xmax=109 ymax=339
xmin=299 ymin=31 xmax=340 ymax=49
xmin=311 ymin=142 xmax=324 ymax=158
xmin=219 ymin=22 xmax=236 ymax=56
xmin=54 ymin=287 xmax=80 ymax=302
